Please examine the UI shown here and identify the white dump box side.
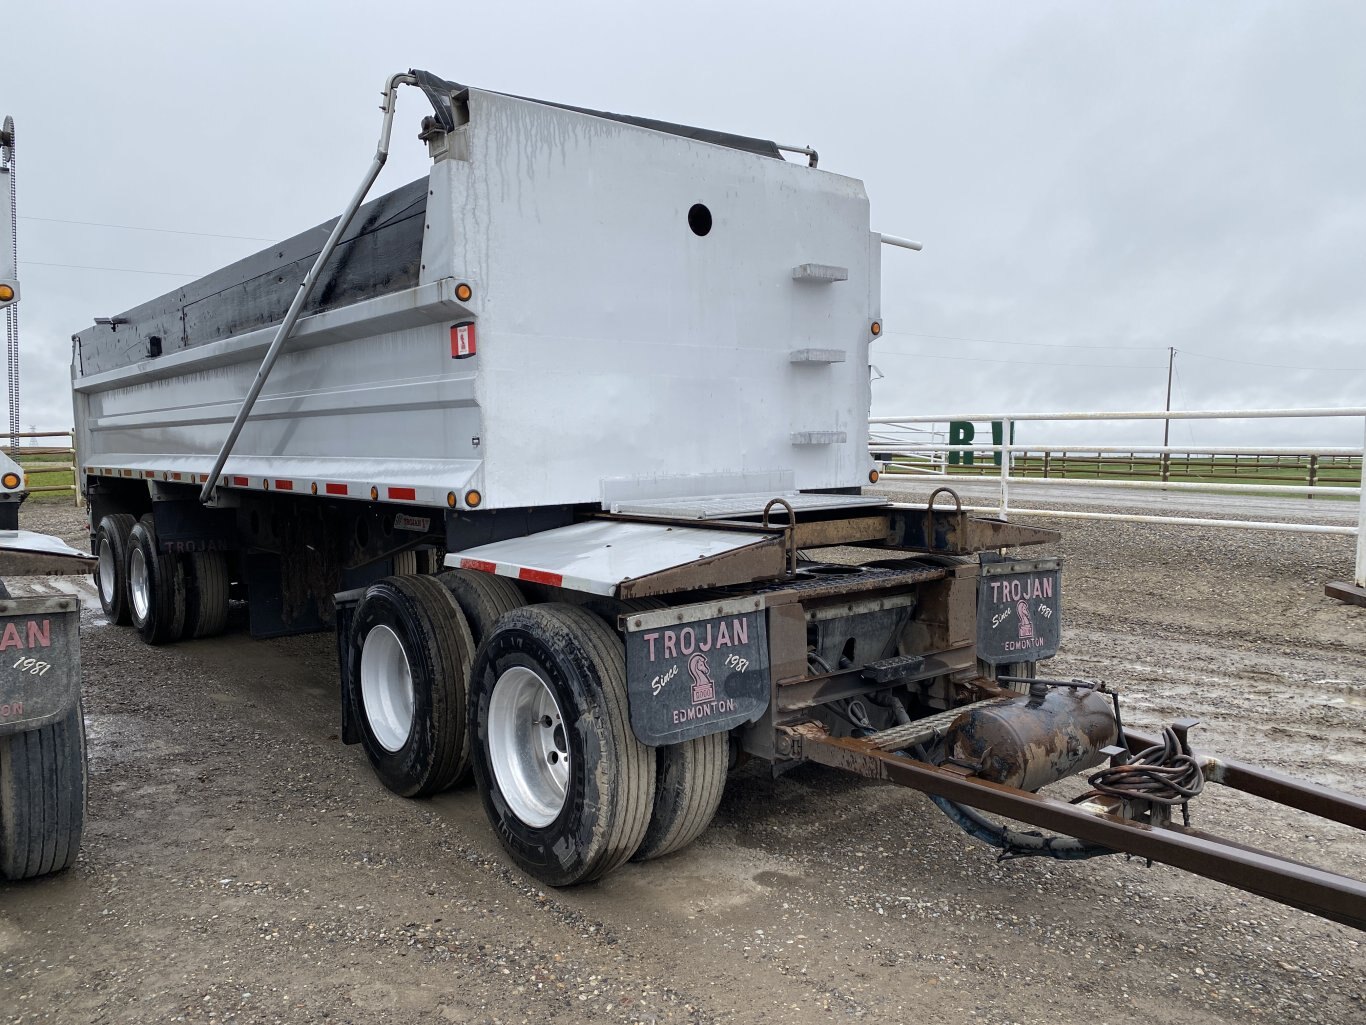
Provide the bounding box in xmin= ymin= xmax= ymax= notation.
xmin=72 ymin=87 xmax=882 ymax=512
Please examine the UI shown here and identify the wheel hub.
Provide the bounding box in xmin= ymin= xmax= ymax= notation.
xmin=360 ymin=624 xmax=415 ymax=752
xmin=98 ymin=537 xmax=117 ymax=604
xmin=128 ymin=546 xmax=150 ymax=621
xmin=487 ymin=666 xmax=569 ymax=828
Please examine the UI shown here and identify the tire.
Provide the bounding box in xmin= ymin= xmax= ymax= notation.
xmin=581 ymin=599 xmax=728 ymax=863
xmin=352 ymin=575 xmax=476 ymax=797
xmin=416 ymin=549 xmax=443 ymax=575
xmin=470 ymin=604 xmax=655 ymax=886
xmin=93 ymin=513 xmax=136 ymax=625
xmin=127 ymin=516 xmax=186 ymax=645
xmin=0 ymin=702 xmax=87 ymax=879
xmin=182 ymin=550 xmax=230 ymax=639
xmin=633 ymin=730 xmax=728 ymax=861
xmin=436 ymin=569 xmax=526 ymax=643
xmin=392 ymin=550 xmax=418 ymax=576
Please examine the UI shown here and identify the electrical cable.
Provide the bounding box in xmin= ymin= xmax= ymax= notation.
xmin=18 ymin=214 xmax=275 ymax=243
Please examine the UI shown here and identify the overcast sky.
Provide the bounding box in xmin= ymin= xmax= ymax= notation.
xmin=4 ymin=1 xmax=1364 ymax=448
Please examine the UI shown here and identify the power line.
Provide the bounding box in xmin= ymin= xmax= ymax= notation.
xmin=1179 ymin=348 xmax=1366 ymax=374
xmin=21 ymin=259 xmax=198 ymax=278
xmin=18 ymin=214 xmax=275 ymax=243
xmin=882 ymin=329 xmax=1159 ymax=352
xmin=875 ymin=347 xmax=1166 ymax=370
xmin=883 ymin=330 xmax=1366 ymax=372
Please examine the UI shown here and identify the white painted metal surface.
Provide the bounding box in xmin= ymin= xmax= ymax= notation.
xmin=609 ymin=491 xmax=885 ymax=520
xmin=445 ymin=519 xmax=778 ymax=596
xmin=74 ymin=86 xmax=885 ymax=512
xmin=0 ymin=530 xmax=91 ymax=559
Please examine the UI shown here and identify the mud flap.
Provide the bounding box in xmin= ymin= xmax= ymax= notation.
xmin=623 ymin=601 xmax=770 ymax=746
xmin=976 ymin=556 xmax=1062 ymax=666
xmin=0 ymin=597 xmax=82 ymax=736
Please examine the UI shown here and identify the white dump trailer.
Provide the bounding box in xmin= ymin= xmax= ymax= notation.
xmin=69 ymin=75 xmax=1366 ymax=923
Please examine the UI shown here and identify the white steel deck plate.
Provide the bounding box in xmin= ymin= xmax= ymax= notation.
xmin=608 ymin=491 xmax=889 ymax=520
xmin=446 ymin=520 xmax=777 ymax=597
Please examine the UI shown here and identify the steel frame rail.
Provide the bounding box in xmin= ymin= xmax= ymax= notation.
xmin=797 ymin=732 xmax=1366 ymax=932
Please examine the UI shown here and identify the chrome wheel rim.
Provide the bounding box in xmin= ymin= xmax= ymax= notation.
xmin=128 ymin=546 xmax=150 ymax=622
xmin=360 ymin=624 xmax=414 ymax=752
xmin=488 ymin=666 xmax=569 ymax=828
xmin=98 ymin=537 xmax=117 ymax=604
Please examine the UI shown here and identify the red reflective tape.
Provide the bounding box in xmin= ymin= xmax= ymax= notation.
xmin=171 ymin=472 xmax=182 ymax=481
xmin=143 ymin=470 xmax=156 ymax=478
xmin=199 ymin=474 xmax=209 ymax=483
xmin=518 ymin=567 xmax=563 ymax=587
xmin=387 ymin=486 xmax=416 ymax=501
xmin=325 ymin=482 xmax=348 ymax=496
xmin=231 ymin=476 xmax=249 ymax=487
xmin=460 ymin=558 xmax=498 ymax=574
xmin=275 ymin=479 xmax=294 ymax=491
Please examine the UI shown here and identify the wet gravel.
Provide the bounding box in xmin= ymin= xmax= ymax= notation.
xmin=1 ymin=500 xmax=1363 ymax=1024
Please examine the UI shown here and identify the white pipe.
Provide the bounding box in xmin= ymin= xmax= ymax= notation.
xmin=879 ymin=234 xmax=924 ymax=251
xmin=883 ymin=503 xmax=1358 ymax=537
xmin=998 ymin=476 xmax=1360 ymax=497
xmin=1357 ymin=419 xmax=1366 ymax=587
xmin=878 ymin=471 xmax=1360 ymax=496
xmin=871 ymin=407 xmax=1366 ymax=424
xmin=999 ymin=415 xmax=1011 ymax=520
xmin=870 ymin=443 xmax=1363 ymax=456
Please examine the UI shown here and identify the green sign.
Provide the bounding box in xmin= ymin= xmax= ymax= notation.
xmin=948 ymin=420 xmax=1015 ymax=466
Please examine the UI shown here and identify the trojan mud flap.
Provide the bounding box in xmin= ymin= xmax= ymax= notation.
xmin=622 ymin=598 xmax=770 ymax=745
xmin=976 ymin=557 xmax=1061 ymax=664
xmin=0 ymin=597 xmax=82 ymax=734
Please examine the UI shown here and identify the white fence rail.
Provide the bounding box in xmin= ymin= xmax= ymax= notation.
xmin=868 ymin=407 xmax=1366 ymax=590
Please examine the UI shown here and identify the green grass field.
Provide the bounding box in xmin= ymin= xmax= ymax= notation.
xmin=13 ymin=450 xmax=78 ymax=503
xmin=882 ymin=453 xmax=1361 ymax=496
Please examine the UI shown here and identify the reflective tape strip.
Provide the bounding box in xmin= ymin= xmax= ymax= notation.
xmin=275 ymin=479 xmax=294 ymax=491
xmin=518 ymin=567 xmax=563 ymax=587
xmin=459 ymin=558 xmax=498 ymax=574
xmin=325 ymin=483 xmax=348 ymax=496
xmin=388 ymin=486 xmax=416 ymax=501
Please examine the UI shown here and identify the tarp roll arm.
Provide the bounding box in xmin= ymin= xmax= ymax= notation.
xmin=198 ymin=70 xmax=420 ymax=503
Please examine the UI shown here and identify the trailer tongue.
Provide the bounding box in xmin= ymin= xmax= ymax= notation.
xmin=796 ymin=701 xmax=1366 ymax=932
xmin=69 ymin=71 xmax=1365 ymax=928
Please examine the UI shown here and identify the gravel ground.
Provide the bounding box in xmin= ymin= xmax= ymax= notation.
xmin=1 ymin=500 xmax=1363 ymax=1025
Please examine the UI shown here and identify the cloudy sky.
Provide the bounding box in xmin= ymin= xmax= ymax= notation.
xmin=4 ymin=1 xmax=1364 ymax=448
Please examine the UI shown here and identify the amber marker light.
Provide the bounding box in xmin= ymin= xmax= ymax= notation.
xmin=464 ymin=489 xmax=482 ymax=508
xmin=868 ymin=469 xmax=880 ymax=483
xmin=2 ymin=472 xmax=21 ymax=489
xmin=446 ymin=491 xmax=457 ymax=508
xmin=870 ymin=320 xmax=882 ymax=336
xmin=370 ymin=486 xmax=379 ymax=501
xmin=0 ymin=285 xmax=14 ymax=303
xmin=310 ymin=482 xmax=319 ymax=495
xmin=455 ymin=282 xmax=473 ymax=302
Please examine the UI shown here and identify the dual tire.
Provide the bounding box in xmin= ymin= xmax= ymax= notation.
xmin=352 ymin=576 xmax=729 ymax=884
xmin=351 ymin=576 xmax=477 ymax=797
xmin=96 ymin=514 xmax=230 ymax=644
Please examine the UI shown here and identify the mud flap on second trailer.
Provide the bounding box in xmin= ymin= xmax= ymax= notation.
xmin=975 ymin=556 xmax=1062 ymax=666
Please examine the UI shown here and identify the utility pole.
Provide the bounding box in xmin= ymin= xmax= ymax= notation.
xmin=1 ymin=117 xmax=18 ymax=456
xmin=1161 ymin=347 xmax=1175 ymax=483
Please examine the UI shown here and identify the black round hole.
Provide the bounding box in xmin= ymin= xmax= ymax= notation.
xmin=688 ymin=203 xmax=712 ymax=237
